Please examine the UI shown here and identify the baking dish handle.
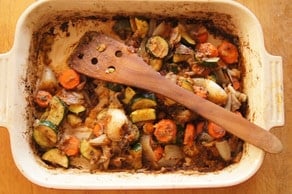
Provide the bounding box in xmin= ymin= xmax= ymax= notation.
xmin=264 ymin=52 xmax=285 ymax=129
xmin=0 ymin=52 xmax=11 ymax=128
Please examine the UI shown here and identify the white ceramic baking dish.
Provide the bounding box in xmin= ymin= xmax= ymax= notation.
xmin=0 ymin=0 xmax=284 ymax=189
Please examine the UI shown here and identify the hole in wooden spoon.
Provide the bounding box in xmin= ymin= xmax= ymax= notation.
xmin=78 ymin=53 xmax=84 ymax=59
xmin=91 ymin=57 xmax=98 ymax=65
xmin=115 ymin=50 xmax=123 ymax=57
xmin=105 ymin=66 xmax=116 ymax=74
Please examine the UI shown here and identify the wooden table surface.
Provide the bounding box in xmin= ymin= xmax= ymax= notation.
xmin=0 ymin=0 xmax=291 ymax=193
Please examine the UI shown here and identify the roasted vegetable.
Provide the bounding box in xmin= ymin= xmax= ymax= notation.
xmin=131 ymin=17 xmax=149 ymax=38
xmin=30 ymin=16 xmax=244 ymax=172
xmin=129 ymin=143 xmax=143 ymax=169
xmin=173 ymin=44 xmax=194 ymax=63
xmin=102 ymin=109 xmax=128 ymax=142
xmin=183 ymin=123 xmax=196 ymax=146
xmin=42 ymin=148 xmax=69 ymax=168
xmin=61 ymin=135 xmax=80 ymax=156
xmin=130 ymin=93 xmax=157 ymax=110
xmin=146 ymin=36 xmax=169 ymax=58
xmin=196 ymin=42 xmax=218 ymax=58
xmin=121 ymin=86 xmax=136 ymax=104
xmin=178 ymin=78 xmax=194 ymax=92
xmin=80 ymin=140 xmax=102 ymax=161
xmin=149 ymin=58 xmax=163 ymax=71
xmin=207 ymin=122 xmax=226 ymax=139
xmin=201 ymin=57 xmax=220 ymax=67
xmin=154 ymin=119 xmax=177 ymax=144
xmin=58 ymin=68 xmax=81 ymax=90
xmin=130 ymin=108 xmax=156 ymax=123
xmin=68 ymin=104 xmax=86 ymax=114
xmin=37 ymin=66 xmax=58 ymax=92
xmin=42 ymin=96 xmax=66 ymax=126
xmin=215 ymin=140 xmax=231 ymax=161
xmin=192 ymin=78 xmax=228 ymax=105
xmin=140 ymin=134 xmax=157 ymax=167
xmin=218 ymin=41 xmax=239 ymax=64
xmin=67 ymin=114 xmax=82 ymax=127
xmin=178 ymin=23 xmax=196 ymax=45
xmin=157 ymin=145 xmax=184 ymax=167
xmin=33 ymin=120 xmax=58 ymax=149
xmin=105 ymin=82 xmax=123 ymax=92
xmin=35 ymin=90 xmax=53 ymax=108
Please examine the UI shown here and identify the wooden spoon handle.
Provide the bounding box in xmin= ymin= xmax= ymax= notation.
xmin=70 ymin=32 xmax=283 ymax=153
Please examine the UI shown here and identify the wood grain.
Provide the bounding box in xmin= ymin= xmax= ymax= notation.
xmin=0 ymin=0 xmax=291 ymax=194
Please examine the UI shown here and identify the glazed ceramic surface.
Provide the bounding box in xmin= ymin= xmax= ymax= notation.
xmin=0 ymin=0 xmax=284 ymax=189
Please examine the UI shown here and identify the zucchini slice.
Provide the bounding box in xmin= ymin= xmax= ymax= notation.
xmin=105 ymin=82 xmax=123 ymax=92
xmin=122 ymin=86 xmax=136 ymax=104
xmin=146 ymin=36 xmax=169 ymax=58
xmin=201 ymin=57 xmax=220 ymax=67
xmin=68 ymin=104 xmax=86 ymax=114
xmin=129 ymin=143 xmax=143 ymax=169
xmin=130 ymin=93 xmax=157 ymax=110
xmin=130 ymin=108 xmax=156 ymax=123
xmin=149 ymin=58 xmax=163 ymax=71
xmin=42 ymin=148 xmax=69 ymax=168
xmin=173 ymin=53 xmax=192 ymax=63
xmin=67 ymin=114 xmax=82 ymax=127
xmin=131 ymin=17 xmax=149 ymax=38
xmin=80 ymin=140 xmax=102 ymax=161
xmin=33 ymin=120 xmax=58 ymax=149
xmin=45 ymin=96 xmax=66 ymax=126
xmin=178 ymin=78 xmax=194 ymax=92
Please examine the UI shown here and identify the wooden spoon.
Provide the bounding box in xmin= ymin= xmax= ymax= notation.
xmin=69 ymin=31 xmax=283 ymax=154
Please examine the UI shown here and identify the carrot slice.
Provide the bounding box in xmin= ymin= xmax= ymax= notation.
xmin=93 ymin=123 xmax=103 ymax=137
xmin=183 ymin=123 xmax=196 ymax=146
xmin=196 ymin=32 xmax=208 ymax=43
xmin=196 ymin=42 xmax=219 ymax=58
xmin=143 ymin=122 xmax=155 ymax=134
xmin=207 ymin=122 xmax=226 ymax=139
xmin=196 ymin=121 xmax=205 ymax=135
xmin=217 ymin=41 xmax=239 ymax=64
xmin=58 ymin=69 xmax=80 ymax=89
xmin=62 ymin=136 xmax=80 ymax=156
xmin=153 ymin=146 xmax=164 ymax=161
xmin=194 ymin=27 xmax=208 ymax=43
xmin=154 ymin=119 xmax=177 ymax=143
xmin=35 ymin=90 xmax=52 ymax=108
xmin=232 ymin=76 xmax=241 ymax=90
